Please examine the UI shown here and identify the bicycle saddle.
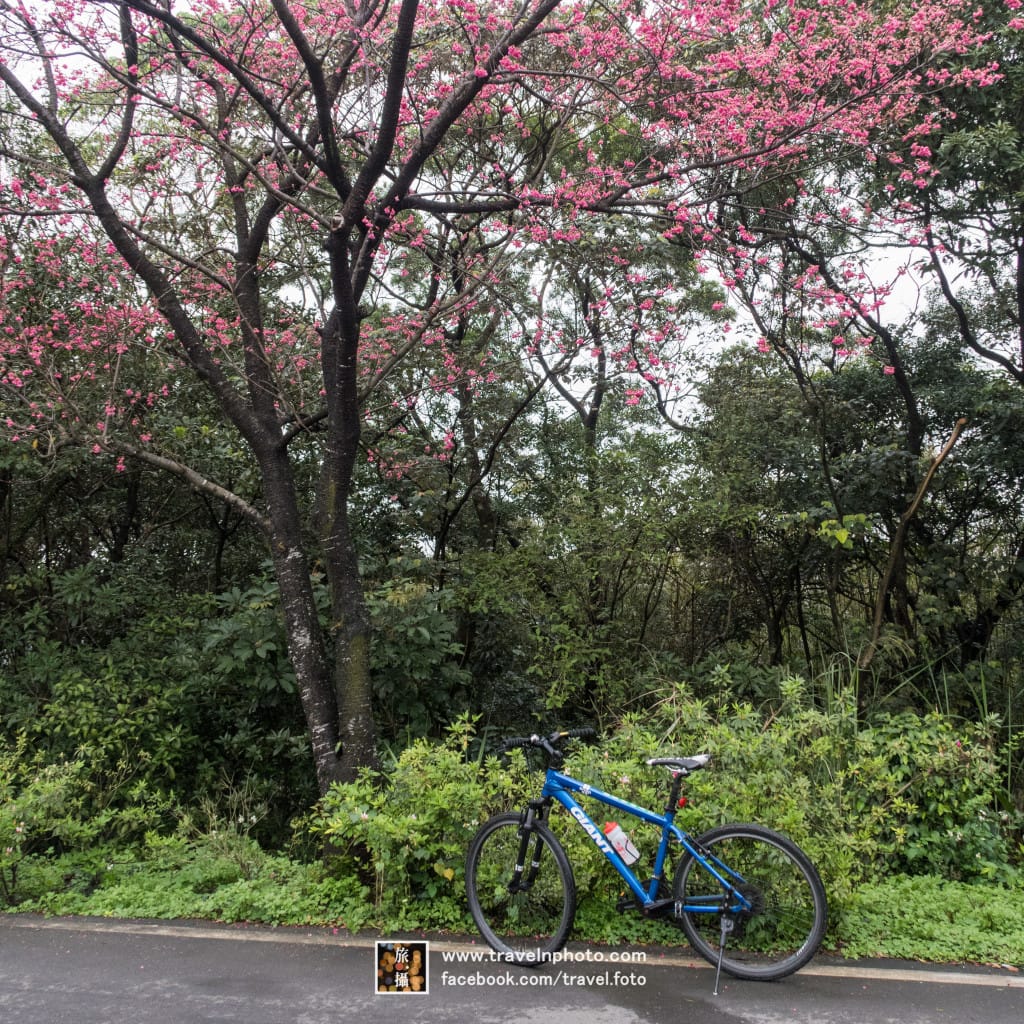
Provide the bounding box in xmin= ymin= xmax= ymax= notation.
xmin=645 ymin=753 xmax=711 ymax=774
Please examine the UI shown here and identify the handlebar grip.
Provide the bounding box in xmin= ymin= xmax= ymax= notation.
xmin=501 ymin=735 xmax=536 ymax=750
xmin=566 ymin=727 xmax=597 ymax=740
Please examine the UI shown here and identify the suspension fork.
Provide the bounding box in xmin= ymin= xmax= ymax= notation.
xmin=508 ymin=799 xmax=551 ymax=893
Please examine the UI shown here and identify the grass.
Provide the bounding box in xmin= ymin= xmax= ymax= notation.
xmin=5 ymin=841 xmax=1023 ymax=967
xmin=835 ymin=875 xmax=1024 ymax=965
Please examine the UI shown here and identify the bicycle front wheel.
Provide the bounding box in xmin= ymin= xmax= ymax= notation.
xmin=673 ymin=823 xmax=828 ymax=981
xmin=465 ymin=811 xmax=576 ymax=965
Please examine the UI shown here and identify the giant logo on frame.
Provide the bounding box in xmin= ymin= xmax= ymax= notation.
xmin=568 ymin=805 xmax=614 ymax=856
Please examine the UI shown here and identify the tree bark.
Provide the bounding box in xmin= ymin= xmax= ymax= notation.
xmin=859 ymin=418 xmax=967 ymax=670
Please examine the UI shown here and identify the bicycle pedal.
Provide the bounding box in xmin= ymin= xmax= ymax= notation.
xmin=615 ymin=893 xmax=637 ymax=913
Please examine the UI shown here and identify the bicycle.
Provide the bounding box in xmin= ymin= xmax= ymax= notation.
xmin=465 ymin=729 xmax=828 ymax=993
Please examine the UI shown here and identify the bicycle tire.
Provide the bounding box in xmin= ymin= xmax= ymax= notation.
xmin=673 ymin=822 xmax=828 ymax=981
xmin=465 ymin=811 xmax=576 ymax=965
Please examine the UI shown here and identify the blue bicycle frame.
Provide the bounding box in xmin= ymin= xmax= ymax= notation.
xmin=540 ymin=767 xmax=753 ymax=914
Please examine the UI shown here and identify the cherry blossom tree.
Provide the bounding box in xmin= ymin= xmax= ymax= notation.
xmin=698 ymin=4 xmax=1022 ymax=669
xmin=0 ymin=0 xmax=995 ymax=789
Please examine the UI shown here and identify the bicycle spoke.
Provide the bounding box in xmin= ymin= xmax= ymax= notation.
xmin=674 ymin=824 xmax=828 ymax=981
xmin=466 ymin=812 xmax=576 ymax=964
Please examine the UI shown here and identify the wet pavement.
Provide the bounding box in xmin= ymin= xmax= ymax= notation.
xmin=1 ymin=914 xmax=1021 ymax=1023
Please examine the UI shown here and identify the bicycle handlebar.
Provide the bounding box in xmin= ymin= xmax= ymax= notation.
xmin=501 ymin=728 xmax=597 ymax=756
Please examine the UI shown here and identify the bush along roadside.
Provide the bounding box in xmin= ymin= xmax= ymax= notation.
xmin=4 ymin=693 xmax=1023 ymax=964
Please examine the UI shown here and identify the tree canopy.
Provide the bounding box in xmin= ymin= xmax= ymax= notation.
xmin=0 ymin=0 xmax=1015 ymax=792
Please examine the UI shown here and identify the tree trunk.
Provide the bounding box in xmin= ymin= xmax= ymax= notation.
xmin=259 ymin=447 xmax=345 ymax=794
xmin=859 ymin=418 xmax=967 ymax=670
xmin=319 ymin=268 xmax=380 ymax=781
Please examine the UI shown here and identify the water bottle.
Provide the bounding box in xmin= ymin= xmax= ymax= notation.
xmin=603 ymin=821 xmax=640 ymax=864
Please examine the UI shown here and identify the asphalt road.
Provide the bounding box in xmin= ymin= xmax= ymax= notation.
xmin=1 ymin=915 xmax=1022 ymax=1024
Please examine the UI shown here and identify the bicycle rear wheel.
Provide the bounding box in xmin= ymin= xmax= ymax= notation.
xmin=673 ymin=823 xmax=827 ymax=981
xmin=465 ymin=811 xmax=576 ymax=965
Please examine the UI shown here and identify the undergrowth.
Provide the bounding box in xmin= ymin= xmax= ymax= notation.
xmin=4 ymin=678 xmax=1023 ymax=966
xmin=836 ymin=876 xmax=1024 ymax=964
xmin=7 ymin=843 xmax=1024 ymax=965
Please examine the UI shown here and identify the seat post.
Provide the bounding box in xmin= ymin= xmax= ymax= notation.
xmin=664 ymin=771 xmax=685 ymax=817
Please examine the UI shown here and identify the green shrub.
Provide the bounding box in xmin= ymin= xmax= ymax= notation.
xmin=314 ymin=715 xmax=529 ymax=930
xmin=0 ymin=567 xmax=314 ymax=844
xmin=0 ymin=740 xmax=101 ymax=905
xmin=647 ymin=674 xmax=1021 ymax=891
xmin=367 ymin=572 xmax=473 ymax=741
xmin=839 ymin=710 xmax=1018 ymax=883
xmin=314 ymin=681 xmax=1021 ymax=939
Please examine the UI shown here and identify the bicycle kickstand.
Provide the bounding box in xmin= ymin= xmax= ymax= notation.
xmin=713 ymin=916 xmax=734 ymax=996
